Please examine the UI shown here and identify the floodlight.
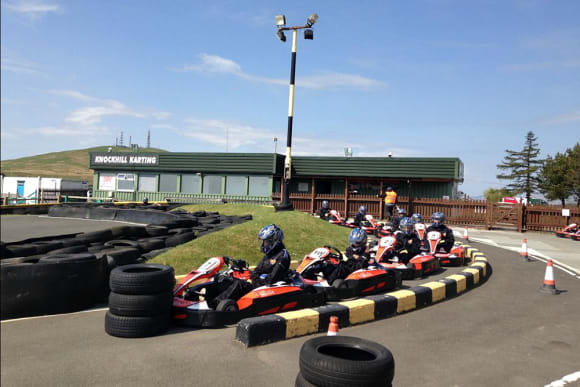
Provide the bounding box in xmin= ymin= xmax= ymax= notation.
xmin=304 ymin=29 xmax=313 ymax=40
xmin=275 ymin=15 xmax=286 ymax=26
xmin=276 ymin=30 xmax=287 ymax=42
xmin=306 ymin=13 xmax=318 ymax=26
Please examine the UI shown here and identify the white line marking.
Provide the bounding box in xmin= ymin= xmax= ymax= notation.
xmin=1 ymin=307 xmax=108 ymax=323
xmin=545 ymin=370 xmax=580 ymax=387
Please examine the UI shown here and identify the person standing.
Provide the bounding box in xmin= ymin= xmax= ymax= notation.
xmin=378 ymin=186 xmax=398 ymax=219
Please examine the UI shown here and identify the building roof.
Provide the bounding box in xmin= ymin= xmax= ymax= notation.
xmin=90 ymin=152 xmax=463 ymax=181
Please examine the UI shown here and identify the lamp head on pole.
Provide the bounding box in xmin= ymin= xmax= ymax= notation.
xmin=276 ymin=29 xmax=287 ymax=42
xmin=275 ymin=14 xmax=286 ymax=27
xmin=304 ymin=29 xmax=313 ymax=40
xmin=306 ymin=13 xmax=318 ymax=27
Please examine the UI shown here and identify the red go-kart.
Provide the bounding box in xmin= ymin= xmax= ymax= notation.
xmin=372 ymin=236 xmax=439 ymax=279
xmin=424 ymin=231 xmax=467 ymax=266
xmin=555 ymin=223 xmax=579 ymax=239
xmin=296 ymin=246 xmax=402 ymax=300
xmin=172 ymin=256 xmax=325 ymax=327
xmin=414 ymin=223 xmax=427 ymax=239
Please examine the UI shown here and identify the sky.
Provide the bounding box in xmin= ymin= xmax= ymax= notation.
xmin=1 ymin=0 xmax=579 ymax=197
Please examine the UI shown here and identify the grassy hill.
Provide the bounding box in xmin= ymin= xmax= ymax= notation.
xmin=152 ymin=204 xmax=352 ymax=275
xmin=0 ymin=146 xmax=166 ymax=182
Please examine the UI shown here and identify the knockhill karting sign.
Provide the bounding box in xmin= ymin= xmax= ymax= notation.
xmin=91 ymin=153 xmax=159 ymax=167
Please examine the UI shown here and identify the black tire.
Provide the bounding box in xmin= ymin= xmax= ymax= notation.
xmin=48 ymin=245 xmax=89 ymax=255
xmin=199 ymin=217 xmax=219 ymax=225
xmin=104 ymin=239 xmax=141 ymax=250
xmin=109 ymin=264 xmax=175 ymax=295
xmin=191 ymin=226 xmax=209 ymax=232
xmin=145 ymin=226 xmax=169 ymax=237
xmin=137 ymin=238 xmax=166 ymax=252
xmin=106 ymin=247 xmax=142 ymax=266
xmin=3 ymin=244 xmax=38 ymax=258
xmin=140 ymin=248 xmax=170 ymax=260
xmin=108 ymin=291 xmax=173 ymax=317
xmin=165 ymin=232 xmax=196 ymax=247
xmin=39 ymin=253 xmax=97 ymax=264
xmin=76 ymin=229 xmax=113 ymax=243
xmin=299 ymin=336 xmax=395 ymax=387
xmin=110 ymin=226 xmax=132 ymax=239
xmin=104 ymin=311 xmax=169 ymax=338
xmin=123 ymin=226 xmax=148 ymax=238
xmin=240 ymin=214 xmax=253 ymax=220
xmin=167 ymin=227 xmax=193 ymax=235
xmin=32 ymin=241 xmax=64 ymax=254
xmin=59 ymin=238 xmax=87 ymax=248
xmin=295 ymin=372 xmax=318 ymax=387
xmin=0 ymin=256 xmax=42 ymax=265
xmin=216 ymin=299 xmax=239 ymax=312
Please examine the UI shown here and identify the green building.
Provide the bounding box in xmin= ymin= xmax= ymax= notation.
xmin=90 ymin=152 xmax=464 ymax=214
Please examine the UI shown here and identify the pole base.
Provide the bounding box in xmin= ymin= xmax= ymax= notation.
xmin=274 ymin=203 xmax=294 ymax=212
xmin=539 ymin=285 xmax=561 ymax=295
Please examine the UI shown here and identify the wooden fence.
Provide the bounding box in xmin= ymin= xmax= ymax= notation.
xmin=273 ymin=192 xmax=578 ymax=232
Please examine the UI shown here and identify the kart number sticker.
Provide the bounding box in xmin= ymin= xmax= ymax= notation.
xmin=198 ymin=257 xmax=221 ymax=273
xmin=310 ymin=248 xmax=330 ymax=259
xmin=379 ymin=237 xmax=397 ymax=248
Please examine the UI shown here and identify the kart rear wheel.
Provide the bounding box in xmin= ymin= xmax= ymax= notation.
xmin=295 ymin=372 xmax=317 ymax=387
xmin=216 ymin=299 xmax=239 ymax=312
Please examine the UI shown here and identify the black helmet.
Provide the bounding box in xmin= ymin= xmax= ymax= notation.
xmin=322 ymin=200 xmax=329 ymax=209
xmin=358 ymin=205 xmax=367 ymax=215
xmin=431 ymin=212 xmax=446 ymax=226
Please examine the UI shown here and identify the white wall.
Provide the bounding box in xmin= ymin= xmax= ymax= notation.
xmin=1 ymin=177 xmax=63 ymax=197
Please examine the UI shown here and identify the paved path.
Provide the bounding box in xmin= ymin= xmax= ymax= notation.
xmin=453 ymin=227 xmax=580 ymax=275
xmin=2 ymin=241 xmax=579 ymax=387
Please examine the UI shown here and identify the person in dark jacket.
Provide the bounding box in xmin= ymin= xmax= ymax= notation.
xmin=211 ymin=224 xmax=290 ymax=307
xmin=318 ymin=200 xmax=332 ymax=220
xmin=394 ymin=217 xmax=422 ymax=263
xmin=352 ymin=206 xmax=367 ymax=227
xmin=424 ymin=212 xmax=455 ymax=253
xmin=325 ymin=228 xmax=376 ymax=285
xmin=390 ymin=207 xmax=407 ymax=231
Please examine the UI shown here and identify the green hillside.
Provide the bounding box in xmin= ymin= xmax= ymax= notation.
xmin=0 ymin=146 xmax=166 ymax=182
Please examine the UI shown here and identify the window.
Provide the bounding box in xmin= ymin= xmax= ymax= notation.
xmin=248 ymin=176 xmax=271 ymax=197
xmin=181 ymin=174 xmax=201 ymax=193
xmin=117 ymin=173 xmax=135 ymax=192
xmin=159 ymin=174 xmax=178 ymax=192
xmin=138 ymin=174 xmax=157 ymax=192
xmin=226 ymin=176 xmax=246 ymax=195
xmin=203 ymin=175 xmax=222 ymax=194
xmin=98 ymin=173 xmax=116 ymax=191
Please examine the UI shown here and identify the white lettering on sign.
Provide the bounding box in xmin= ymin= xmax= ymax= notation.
xmin=93 ymin=155 xmax=158 ymax=165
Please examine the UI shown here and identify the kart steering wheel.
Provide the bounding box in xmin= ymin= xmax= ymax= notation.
xmin=323 ymin=245 xmax=344 ymax=259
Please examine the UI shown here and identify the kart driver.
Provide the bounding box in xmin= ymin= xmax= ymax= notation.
xmin=390 ymin=207 xmax=407 ymax=231
xmin=325 ymin=228 xmax=376 ymax=284
xmin=352 ymin=206 xmax=367 ymax=227
xmin=211 ymin=224 xmax=290 ymax=306
xmin=394 ymin=217 xmax=422 ymax=264
xmin=318 ymin=200 xmax=332 ymax=220
xmin=425 ymin=212 xmax=455 ymax=253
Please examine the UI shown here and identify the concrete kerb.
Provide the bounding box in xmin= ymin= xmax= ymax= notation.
xmin=235 ymin=243 xmax=492 ymax=347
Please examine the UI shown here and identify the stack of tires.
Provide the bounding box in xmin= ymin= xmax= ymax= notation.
xmin=296 ymin=336 xmax=395 ymax=387
xmin=105 ymin=264 xmax=175 ymax=338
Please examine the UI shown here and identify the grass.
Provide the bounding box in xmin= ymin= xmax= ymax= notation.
xmin=151 ymin=204 xmax=352 ymax=275
xmin=1 ymin=146 xmax=165 ymax=181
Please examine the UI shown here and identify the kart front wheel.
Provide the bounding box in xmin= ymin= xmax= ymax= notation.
xmin=216 ymin=299 xmax=239 ymax=312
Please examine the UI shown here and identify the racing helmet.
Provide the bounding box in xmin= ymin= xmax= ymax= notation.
xmin=322 ymin=200 xmax=330 ymax=209
xmin=411 ymin=213 xmax=423 ymax=224
xmin=399 ymin=217 xmax=413 ymax=235
xmin=258 ymin=224 xmax=284 ymax=254
xmin=386 ymin=186 xmax=393 ymax=191
xmin=143 ymin=197 xmax=149 ymax=205
xmin=358 ymin=205 xmax=367 ymax=215
xmin=397 ymin=207 xmax=407 ymax=216
xmin=349 ymin=228 xmax=368 ymax=248
xmin=431 ymin=212 xmax=446 ymax=226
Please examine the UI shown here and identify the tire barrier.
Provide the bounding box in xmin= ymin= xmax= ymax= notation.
xmin=1 ymin=254 xmax=107 ymax=320
xmin=297 ymin=336 xmax=395 ymax=387
xmin=105 ymin=264 xmax=174 ymax=338
xmin=236 ymin=243 xmax=491 ymax=347
xmin=1 ymin=207 xmax=251 ymax=319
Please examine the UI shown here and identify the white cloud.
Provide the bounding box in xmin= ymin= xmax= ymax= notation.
xmin=24 ymin=126 xmax=112 ymax=137
xmin=537 ymin=109 xmax=580 ymax=125
xmin=151 ymin=111 xmax=172 ymax=120
xmin=3 ymin=0 xmax=62 ymax=19
xmin=174 ymin=53 xmax=386 ymax=90
xmin=1 ymin=56 xmax=43 ymax=75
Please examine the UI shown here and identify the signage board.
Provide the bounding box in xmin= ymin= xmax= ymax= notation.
xmin=562 ymin=209 xmax=570 ymax=217
xmin=91 ymin=153 xmax=159 ymax=167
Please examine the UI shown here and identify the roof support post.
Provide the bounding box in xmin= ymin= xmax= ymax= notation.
xmin=310 ymin=177 xmax=315 ymax=214
xmin=379 ymin=180 xmax=384 ymax=220
xmin=344 ymin=177 xmax=349 ymax=219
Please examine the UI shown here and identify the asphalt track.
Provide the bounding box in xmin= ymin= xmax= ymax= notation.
xmin=2 ymin=241 xmax=579 ymax=386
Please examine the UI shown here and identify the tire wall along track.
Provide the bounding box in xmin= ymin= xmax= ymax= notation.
xmin=236 ymin=243 xmax=491 ymax=347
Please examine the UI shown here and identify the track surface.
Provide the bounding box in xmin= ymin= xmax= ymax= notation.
xmin=2 ymin=217 xmax=579 ymax=386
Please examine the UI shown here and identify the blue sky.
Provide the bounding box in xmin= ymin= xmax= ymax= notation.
xmin=1 ymin=0 xmax=579 ymax=196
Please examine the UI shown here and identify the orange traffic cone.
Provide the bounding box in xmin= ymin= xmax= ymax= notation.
xmin=520 ymin=238 xmax=529 ymax=261
xmin=464 ymin=226 xmax=469 ymax=241
xmin=327 ymin=316 xmax=339 ymax=336
xmin=539 ymin=259 xmax=560 ymax=294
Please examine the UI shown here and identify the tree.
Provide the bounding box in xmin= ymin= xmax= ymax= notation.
xmin=483 ymin=187 xmax=513 ymax=203
xmin=539 ymin=152 xmax=571 ymax=206
xmin=566 ymin=142 xmax=580 ymax=206
xmin=496 ymin=131 xmax=543 ymax=203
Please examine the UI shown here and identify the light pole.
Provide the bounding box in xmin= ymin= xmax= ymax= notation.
xmin=275 ymin=13 xmax=318 ymax=209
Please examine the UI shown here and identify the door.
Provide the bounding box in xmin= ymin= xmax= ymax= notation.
xmin=16 ymin=181 xmax=25 ymax=204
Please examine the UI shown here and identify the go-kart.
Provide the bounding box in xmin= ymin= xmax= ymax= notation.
xmin=424 ymin=230 xmax=467 ymax=266
xmin=371 ymin=236 xmax=439 ymax=279
xmin=296 ymin=246 xmax=402 ymax=300
xmin=555 ymin=223 xmax=579 ymax=239
xmin=342 ymin=214 xmax=386 ymax=236
xmin=172 ymin=256 xmax=325 ymax=327
xmin=414 ymin=223 xmax=427 ymax=239
xmin=327 ymin=209 xmax=345 ymax=225
xmin=572 ymin=231 xmax=580 ymax=241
